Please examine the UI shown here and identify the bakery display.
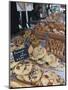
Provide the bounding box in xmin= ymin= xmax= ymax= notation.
xmin=10 ymin=59 xmax=64 ymax=87
xmin=10 ymin=10 xmax=65 ymax=88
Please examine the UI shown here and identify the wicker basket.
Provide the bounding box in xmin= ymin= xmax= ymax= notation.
xmin=46 ymin=32 xmax=65 ymax=59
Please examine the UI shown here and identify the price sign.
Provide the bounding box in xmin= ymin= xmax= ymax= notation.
xmin=13 ymin=48 xmax=29 ymax=61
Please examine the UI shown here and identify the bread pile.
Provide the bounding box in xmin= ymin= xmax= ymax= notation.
xmin=10 ymin=13 xmax=65 ymax=88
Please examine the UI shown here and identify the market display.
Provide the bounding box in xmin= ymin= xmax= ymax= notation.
xmin=10 ymin=60 xmax=65 ymax=87
xmin=10 ymin=11 xmax=66 ymax=88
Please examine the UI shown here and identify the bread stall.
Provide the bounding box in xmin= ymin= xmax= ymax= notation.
xmin=9 ymin=2 xmax=66 ymax=88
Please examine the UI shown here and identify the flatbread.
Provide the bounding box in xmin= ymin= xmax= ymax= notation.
xmin=23 ymin=65 xmax=42 ymax=84
xmin=13 ymin=63 xmax=25 ymax=75
xmin=13 ymin=61 xmax=33 ymax=75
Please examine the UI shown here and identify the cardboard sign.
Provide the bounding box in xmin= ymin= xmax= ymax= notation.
xmin=13 ymin=48 xmax=29 ymax=61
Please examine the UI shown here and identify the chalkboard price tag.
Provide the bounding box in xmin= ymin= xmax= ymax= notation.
xmin=13 ymin=48 xmax=29 ymax=62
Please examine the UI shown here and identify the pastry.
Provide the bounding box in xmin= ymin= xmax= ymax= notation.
xmin=23 ymin=65 xmax=42 ymax=84
xmin=13 ymin=61 xmax=33 ymax=75
xmin=13 ymin=62 xmax=25 ymax=75
xmin=44 ymin=54 xmax=59 ymax=67
xmin=30 ymin=45 xmax=46 ymax=61
xmin=36 ymin=54 xmax=48 ymax=65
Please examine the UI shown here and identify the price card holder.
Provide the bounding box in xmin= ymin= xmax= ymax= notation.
xmin=13 ymin=48 xmax=29 ymax=62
